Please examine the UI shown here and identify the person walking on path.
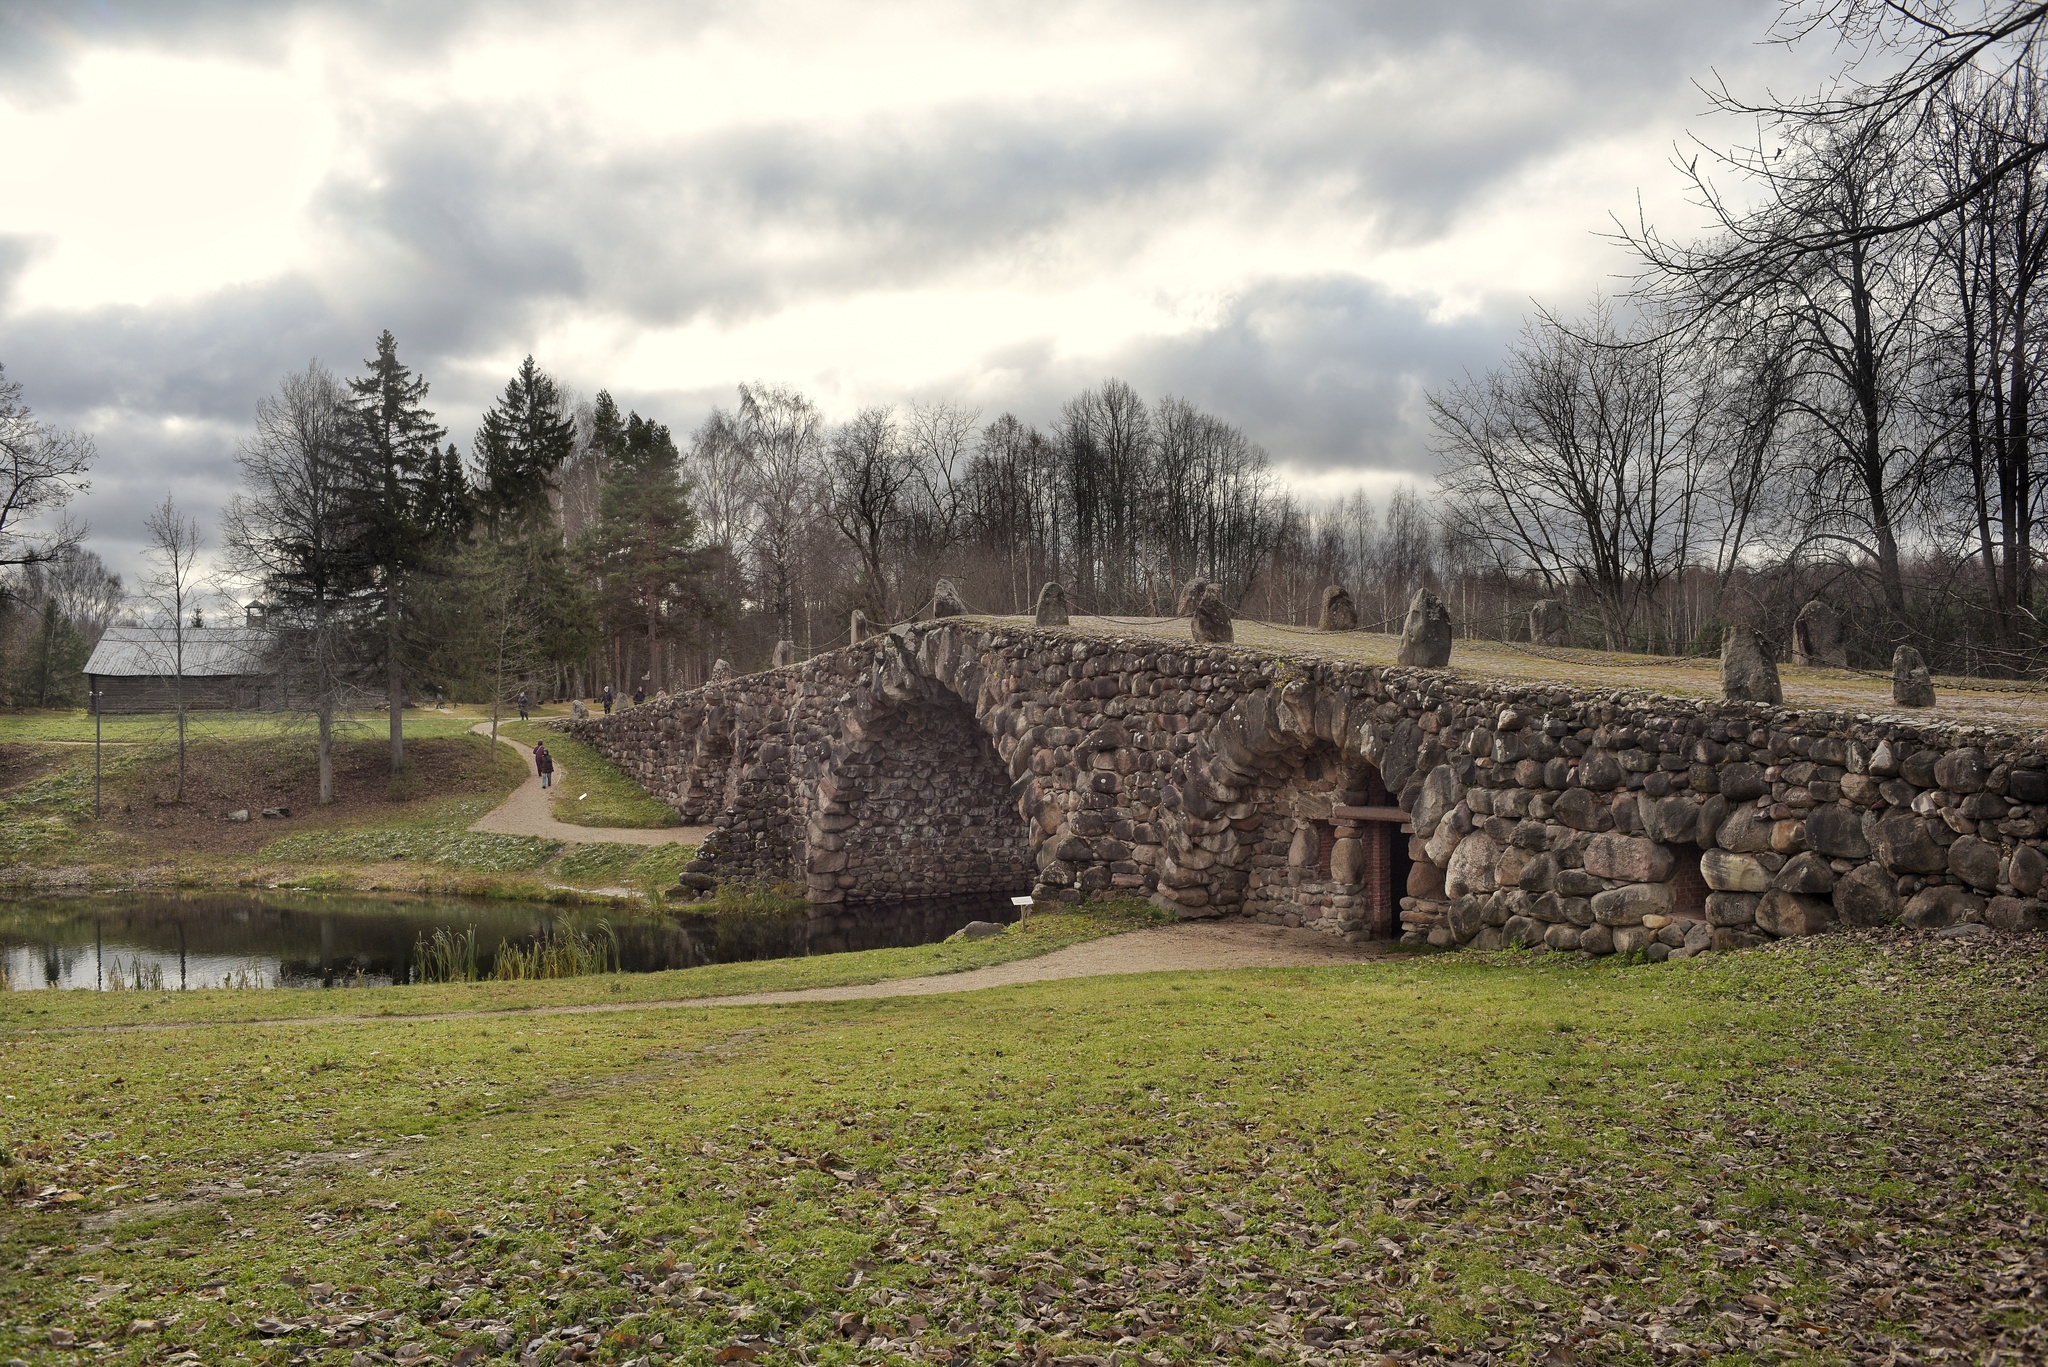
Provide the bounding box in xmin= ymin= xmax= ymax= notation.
xmin=534 ymin=740 xmax=554 ymax=789
xmin=517 ymin=688 xmax=530 ymax=722
xmin=602 ymin=684 xmax=614 ymax=715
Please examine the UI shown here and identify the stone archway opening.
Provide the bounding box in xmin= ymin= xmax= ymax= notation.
xmin=805 ymin=686 xmax=1034 ymax=908
xmin=1242 ymin=743 xmax=1406 ymax=939
xmin=1664 ymin=841 xmax=1709 ymax=922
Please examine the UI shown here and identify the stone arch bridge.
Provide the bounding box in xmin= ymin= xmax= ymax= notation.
xmin=568 ymin=621 xmax=2048 ymax=955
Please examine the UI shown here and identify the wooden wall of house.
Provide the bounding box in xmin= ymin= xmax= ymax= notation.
xmin=89 ymin=675 xmax=296 ymax=714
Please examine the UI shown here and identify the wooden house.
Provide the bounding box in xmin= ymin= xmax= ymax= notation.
xmin=83 ymin=624 xmax=294 ymax=714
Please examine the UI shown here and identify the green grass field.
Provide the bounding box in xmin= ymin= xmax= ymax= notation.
xmin=1 ymin=927 xmax=2041 ymax=1365
xmin=0 ymin=707 xmax=702 ymax=899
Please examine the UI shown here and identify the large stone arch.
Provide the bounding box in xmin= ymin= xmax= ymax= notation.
xmin=801 ymin=653 xmax=1034 ymax=907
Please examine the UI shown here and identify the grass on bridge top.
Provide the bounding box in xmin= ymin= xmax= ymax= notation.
xmin=1 ymin=924 xmax=2042 ymax=1366
xmin=988 ymin=614 xmax=2048 ymax=738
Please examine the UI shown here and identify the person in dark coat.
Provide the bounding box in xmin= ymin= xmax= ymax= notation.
xmin=601 ymin=685 xmax=613 ymax=715
xmin=633 ymin=684 xmax=646 ymax=706
xmin=534 ymin=741 xmax=554 ymax=789
xmin=517 ymin=688 xmax=530 ymax=721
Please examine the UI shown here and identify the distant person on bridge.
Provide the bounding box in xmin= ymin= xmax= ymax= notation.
xmin=534 ymin=741 xmax=554 ymax=789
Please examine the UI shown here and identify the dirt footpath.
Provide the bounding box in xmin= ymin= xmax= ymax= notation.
xmin=678 ymin=918 xmax=1395 ymax=1008
xmin=14 ymin=921 xmax=1395 ymax=1034
xmin=468 ymin=723 xmax=713 ymax=846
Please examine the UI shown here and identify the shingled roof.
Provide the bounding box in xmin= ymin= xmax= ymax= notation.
xmin=83 ymin=626 xmax=271 ymax=679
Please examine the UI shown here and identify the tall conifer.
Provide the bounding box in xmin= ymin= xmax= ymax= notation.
xmin=475 ymin=356 xmax=576 ymax=538
xmin=346 ymin=331 xmax=448 ymax=772
xmin=578 ymin=402 xmax=711 ymax=693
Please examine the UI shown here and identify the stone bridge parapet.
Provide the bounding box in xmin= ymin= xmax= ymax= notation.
xmin=567 ymin=621 xmax=2048 ymax=955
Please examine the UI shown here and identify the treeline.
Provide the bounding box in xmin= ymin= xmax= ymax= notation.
xmin=0 ymin=362 xmax=103 ymax=707
xmin=1435 ymin=1 xmax=2048 ymax=675
xmin=216 ymin=351 xmax=1459 ymax=752
xmin=684 ymin=378 xmax=1446 ymax=659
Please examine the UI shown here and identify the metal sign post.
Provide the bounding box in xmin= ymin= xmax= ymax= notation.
xmin=92 ymin=688 xmax=102 ymax=818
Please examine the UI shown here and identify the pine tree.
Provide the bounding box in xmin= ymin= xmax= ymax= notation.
xmin=578 ymin=405 xmax=712 ymax=693
xmin=475 ymin=356 xmax=576 ymax=538
xmin=346 ymin=331 xmax=449 ymax=772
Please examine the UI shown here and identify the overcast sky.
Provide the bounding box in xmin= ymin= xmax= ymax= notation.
xmin=0 ymin=0 xmax=1842 ymax=585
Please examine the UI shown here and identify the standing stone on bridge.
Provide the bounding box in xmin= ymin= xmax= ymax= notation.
xmin=772 ymin=639 xmax=797 ymax=668
xmin=1529 ymin=598 xmax=1569 ymax=647
xmin=1396 ymin=588 xmax=1453 ymax=667
xmin=1317 ymin=584 xmax=1357 ymax=631
xmin=850 ymin=609 xmax=875 ymax=643
xmin=1189 ymin=583 xmax=1233 ymax=643
xmin=1720 ymin=626 xmax=1782 ymax=704
xmin=1034 ymin=580 xmax=1070 ymax=626
xmin=710 ymin=658 xmax=734 ymax=682
xmin=931 ymin=579 xmax=967 ymax=617
xmin=1893 ymin=645 xmax=1936 ymax=707
xmin=1793 ymin=599 xmax=1848 ymax=667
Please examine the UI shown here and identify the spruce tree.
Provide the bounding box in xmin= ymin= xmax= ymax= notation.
xmin=416 ymin=443 xmax=474 ymax=544
xmin=475 ymin=356 xmax=576 ymax=538
xmin=346 ymin=330 xmax=449 ymax=773
xmin=579 ymin=405 xmax=712 ymax=693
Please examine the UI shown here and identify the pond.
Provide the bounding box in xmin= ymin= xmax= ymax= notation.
xmin=0 ymin=891 xmax=1023 ymax=990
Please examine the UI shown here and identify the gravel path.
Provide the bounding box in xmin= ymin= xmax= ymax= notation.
xmin=468 ymin=722 xmax=712 ymax=847
xmin=674 ymin=919 xmax=1395 ymax=1008
xmin=11 ymin=921 xmax=1395 ymax=1033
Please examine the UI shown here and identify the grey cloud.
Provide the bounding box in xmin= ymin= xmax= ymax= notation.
xmin=880 ymin=276 xmax=1503 ymax=481
xmin=1118 ymin=276 xmax=1504 ymax=476
xmin=3 ymin=0 xmax=1814 ymax=584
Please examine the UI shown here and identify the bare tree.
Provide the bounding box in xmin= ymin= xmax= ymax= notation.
xmin=140 ymin=495 xmax=207 ymax=801
xmin=14 ymin=547 xmax=123 ymax=644
xmin=1432 ymin=302 xmax=1717 ymax=650
xmin=682 ymin=408 xmax=754 ymax=667
xmin=559 ymin=392 xmax=608 ymax=546
xmin=1919 ymin=65 xmax=2048 ymax=660
xmin=965 ymin=414 xmax=1062 ymax=612
xmin=736 ymin=383 xmax=824 ymax=644
xmin=688 ymin=409 xmax=755 ymax=559
xmin=898 ymin=400 xmax=978 ymax=605
xmin=223 ymin=363 xmax=368 ymax=805
xmin=825 ymin=406 xmax=909 ymax=620
xmin=1712 ymin=1 xmax=2048 ymax=249
xmin=0 ymin=363 xmax=93 ymax=575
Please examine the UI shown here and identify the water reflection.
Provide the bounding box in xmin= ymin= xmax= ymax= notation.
xmin=0 ymin=891 xmax=1020 ymax=990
